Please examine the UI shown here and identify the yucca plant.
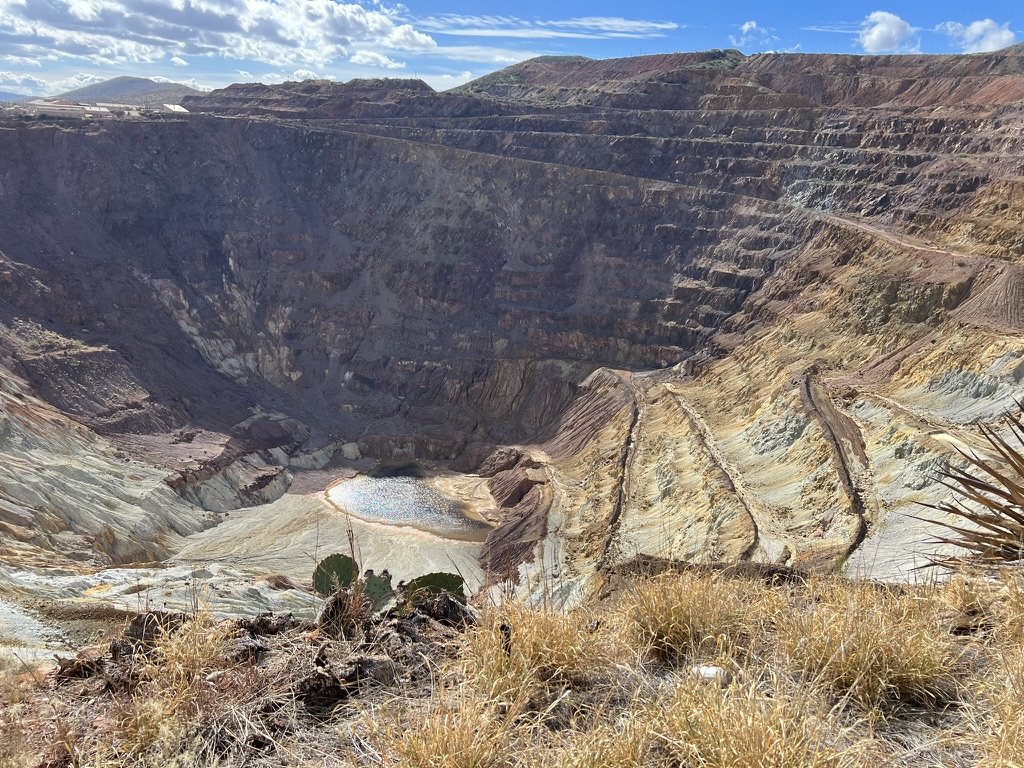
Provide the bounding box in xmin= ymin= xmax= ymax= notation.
xmin=921 ymin=408 xmax=1024 ymax=568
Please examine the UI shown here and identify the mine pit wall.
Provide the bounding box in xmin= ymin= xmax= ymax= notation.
xmin=492 ymin=205 xmax=1024 ymax=597
xmin=4 ymin=48 xmax=1024 ymax=582
xmin=0 ymin=119 xmax=787 ymax=449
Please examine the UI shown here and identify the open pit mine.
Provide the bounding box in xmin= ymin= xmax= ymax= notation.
xmin=2 ymin=47 xmax=1024 ymax=655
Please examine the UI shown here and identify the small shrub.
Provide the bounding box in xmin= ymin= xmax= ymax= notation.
xmin=114 ymin=617 xmax=235 ymax=758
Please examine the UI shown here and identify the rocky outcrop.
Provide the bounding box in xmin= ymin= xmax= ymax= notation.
xmin=0 ymin=364 xmax=212 ymax=566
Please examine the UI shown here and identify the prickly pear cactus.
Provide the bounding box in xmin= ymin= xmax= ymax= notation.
xmin=312 ymin=553 xmax=357 ymax=597
xmin=362 ymin=571 xmax=397 ymax=613
xmin=404 ymin=572 xmax=466 ymax=603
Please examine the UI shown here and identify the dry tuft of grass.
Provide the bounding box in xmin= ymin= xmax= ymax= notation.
xmin=0 ymin=656 xmax=54 ymax=768
xmin=651 ymin=676 xmax=872 ymax=768
xmin=112 ymin=616 xmax=236 ymax=760
xmin=973 ymin=645 xmax=1024 ymax=766
xmin=463 ymin=601 xmax=625 ymax=712
xmin=622 ymin=570 xmax=778 ymax=663
xmin=779 ymin=579 xmax=963 ymax=711
xmin=539 ymin=715 xmax=654 ymax=768
xmin=367 ymin=693 xmax=516 ymax=768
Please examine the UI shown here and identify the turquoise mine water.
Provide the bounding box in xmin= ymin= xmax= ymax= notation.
xmin=326 ymin=476 xmax=492 ymax=541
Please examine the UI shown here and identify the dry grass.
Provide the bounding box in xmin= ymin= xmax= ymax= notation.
xmin=111 ymin=616 xmax=236 ymax=760
xmin=973 ymin=646 xmax=1024 ymax=766
xmin=622 ymin=570 xmax=778 ymax=663
xmin=651 ymin=676 xmax=873 ymax=768
xmin=367 ymin=691 xmax=516 ymax=768
xmin=779 ymin=579 xmax=964 ymax=711
xmin=463 ymin=601 xmax=627 ymax=713
xmin=0 ymin=656 xmax=53 ymax=768
xmin=538 ymin=716 xmax=654 ymax=768
xmin=3 ymin=569 xmax=1012 ymax=767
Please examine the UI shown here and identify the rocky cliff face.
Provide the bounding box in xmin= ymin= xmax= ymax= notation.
xmin=1 ymin=49 xmax=1023 ymax=601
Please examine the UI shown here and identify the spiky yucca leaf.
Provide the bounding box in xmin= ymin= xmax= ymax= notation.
xmin=922 ymin=409 xmax=1024 ymax=568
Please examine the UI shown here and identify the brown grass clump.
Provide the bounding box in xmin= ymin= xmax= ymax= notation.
xmin=651 ymin=677 xmax=872 ymax=768
xmin=990 ymin=569 xmax=1024 ymax=648
xmin=622 ymin=570 xmax=777 ymax=663
xmin=973 ymin=646 xmax=1024 ymax=766
xmin=0 ymin=658 xmax=38 ymax=768
xmin=779 ymin=579 xmax=963 ymax=710
xmin=539 ymin=715 xmax=654 ymax=768
xmin=367 ymin=693 xmax=516 ymax=768
xmin=112 ymin=616 xmax=236 ymax=761
xmin=463 ymin=601 xmax=625 ymax=712
xmin=966 ymin=570 xmax=1024 ymax=764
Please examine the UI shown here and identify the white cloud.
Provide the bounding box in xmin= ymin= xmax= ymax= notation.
xmin=2 ymin=55 xmax=45 ymax=66
xmin=292 ymin=68 xmax=319 ymax=80
xmin=0 ymin=69 xmax=47 ymax=94
xmin=419 ymin=69 xmax=473 ymax=91
xmin=169 ymin=55 xmax=188 ymax=67
xmin=729 ymin=19 xmax=780 ymax=49
xmin=383 ymin=24 xmax=435 ymax=50
xmin=858 ymin=11 xmax=918 ymax=53
xmin=349 ymin=50 xmax=405 ymax=69
xmin=0 ymin=70 xmax=119 ymax=96
xmin=428 ymin=45 xmax=540 ymax=65
xmin=150 ymin=75 xmax=212 ymax=90
xmin=416 ymin=15 xmax=678 ymax=40
xmin=545 ymin=17 xmax=678 ymax=36
xmin=0 ymin=0 xmax=437 ymax=69
xmin=937 ymin=19 xmax=1016 ymax=53
xmin=0 ymin=70 xmax=106 ymax=96
xmin=47 ymin=72 xmax=107 ymax=93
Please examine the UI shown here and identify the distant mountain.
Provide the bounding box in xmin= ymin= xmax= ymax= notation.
xmin=0 ymin=90 xmax=25 ymax=103
xmin=56 ymin=76 xmax=203 ymax=105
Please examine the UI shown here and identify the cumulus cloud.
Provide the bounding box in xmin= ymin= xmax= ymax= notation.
xmin=0 ymin=70 xmax=48 ymax=94
xmin=49 ymin=72 xmax=108 ymax=92
xmin=858 ymin=11 xmax=918 ymax=53
xmin=729 ymin=20 xmax=780 ymax=49
xmin=0 ymin=0 xmax=437 ymax=69
xmin=150 ymin=75 xmax=212 ymax=90
xmin=0 ymin=71 xmax=106 ymax=95
xmin=170 ymin=55 xmax=188 ymax=66
xmin=349 ymin=50 xmax=405 ymax=69
xmin=0 ymin=69 xmax=208 ymax=97
xmin=292 ymin=69 xmax=319 ymax=80
xmin=938 ymin=19 xmax=1016 ymax=52
xmin=0 ymin=71 xmax=100 ymax=95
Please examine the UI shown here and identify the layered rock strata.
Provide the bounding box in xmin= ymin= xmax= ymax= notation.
xmin=0 ymin=48 xmax=1020 ymax=603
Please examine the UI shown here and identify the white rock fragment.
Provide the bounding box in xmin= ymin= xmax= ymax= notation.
xmin=690 ymin=665 xmax=733 ymax=686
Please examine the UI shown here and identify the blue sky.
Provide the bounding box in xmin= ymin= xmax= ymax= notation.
xmin=0 ymin=0 xmax=1019 ymax=96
